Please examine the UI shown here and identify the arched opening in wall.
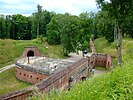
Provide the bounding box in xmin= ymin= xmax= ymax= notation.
xmin=108 ymin=62 xmax=110 ymax=66
xmin=68 ymin=77 xmax=73 ymax=91
xmin=27 ymin=50 xmax=34 ymax=57
xmin=81 ymin=77 xmax=86 ymax=81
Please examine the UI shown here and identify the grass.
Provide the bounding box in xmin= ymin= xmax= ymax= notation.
xmin=30 ymin=37 xmax=133 ymax=100
xmin=0 ymin=38 xmax=64 ymax=95
xmin=0 ymin=38 xmax=64 ymax=68
xmin=94 ymin=37 xmax=117 ymax=58
xmin=42 ymin=58 xmax=133 ymax=100
xmin=0 ymin=67 xmax=31 ymax=96
xmin=95 ymin=66 xmax=106 ymax=71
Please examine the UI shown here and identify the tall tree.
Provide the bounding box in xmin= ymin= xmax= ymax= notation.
xmin=46 ymin=17 xmax=60 ymax=45
xmin=36 ymin=4 xmax=42 ymax=38
xmin=79 ymin=12 xmax=94 ymax=51
xmin=96 ymin=0 xmax=133 ymax=66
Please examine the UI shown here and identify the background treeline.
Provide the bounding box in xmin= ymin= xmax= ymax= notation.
xmin=0 ymin=4 xmax=133 ymax=55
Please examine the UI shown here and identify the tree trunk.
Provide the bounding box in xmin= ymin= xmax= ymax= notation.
xmin=117 ymin=24 xmax=122 ymax=66
xmin=37 ymin=23 xmax=39 ymax=38
xmin=117 ymin=0 xmax=124 ymax=66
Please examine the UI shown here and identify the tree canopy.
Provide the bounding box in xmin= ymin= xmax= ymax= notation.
xmin=0 ymin=3 xmax=133 ymax=56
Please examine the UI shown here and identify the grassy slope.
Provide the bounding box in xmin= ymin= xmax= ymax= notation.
xmin=0 ymin=38 xmax=63 ymax=96
xmin=0 ymin=39 xmax=63 ymax=68
xmin=0 ymin=67 xmax=31 ymax=95
xmin=39 ymin=37 xmax=133 ymax=100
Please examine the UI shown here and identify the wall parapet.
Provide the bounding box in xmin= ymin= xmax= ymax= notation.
xmin=0 ymin=58 xmax=88 ymax=100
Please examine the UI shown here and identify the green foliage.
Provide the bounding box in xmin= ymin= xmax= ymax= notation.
xmin=40 ymin=38 xmax=133 ymax=100
xmin=46 ymin=17 xmax=60 ymax=45
xmin=43 ymin=60 xmax=133 ymax=100
xmin=47 ymin=30 xmax=60 ymax=45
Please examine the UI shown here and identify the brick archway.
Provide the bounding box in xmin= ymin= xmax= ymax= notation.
xmin=22 ymin=47 xmax=42 ymax=57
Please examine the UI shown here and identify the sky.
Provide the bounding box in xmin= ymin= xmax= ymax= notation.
xmin=0 ymin=0 xmax=100 ymax=16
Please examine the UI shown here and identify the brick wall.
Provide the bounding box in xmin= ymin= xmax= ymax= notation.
xmin=95 ymin=54 xmax=107 ymax=67
xmin=106 ymin=54 xmax=112 ymax=69
xmin=22 ymin=47 xmax=42 ymax=57
xmin=16 ymin=67 xmax=49 ymax=84
xmin=87 ymin=53 xmax=112 ymax=69
xmin=0 ymin=58 xmax=88 ymax=100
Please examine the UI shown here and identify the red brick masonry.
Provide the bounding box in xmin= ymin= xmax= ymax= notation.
xmin=22 ymin=46 xmax=42 ymax=57
xmin=16 ymin=67 xmax=49 ymax=84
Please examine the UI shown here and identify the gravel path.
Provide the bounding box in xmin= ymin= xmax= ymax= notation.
xmin=0 ymin=64 xmax=15 ymax=73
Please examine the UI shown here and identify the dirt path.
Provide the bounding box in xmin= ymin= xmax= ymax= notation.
xmin=0 ymin=64 xmax=15 ymax=73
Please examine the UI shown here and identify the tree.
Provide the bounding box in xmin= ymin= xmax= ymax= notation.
xmin=79 ymin=12 xmax=94 ymax=51
xmin=0 ymin=14 xmax=6 ymax=38
xmin=96 ymin=0 xmax=133 ymax=66
xmin=94 ymin=11 xmax=114 ymax=42
xmin=55 ymin=13 xmax=81 ymax=56
xmin=10 ymin=14 xmax=32 ymax=40
xmin=36 ymin=4 xmax=42 ymax=38
xmin=46 ymin=17 xmax=60 ymax=45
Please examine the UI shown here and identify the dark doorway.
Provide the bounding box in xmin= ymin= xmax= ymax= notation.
xmin=81 ymin=77 xmax=86 ymax=81
xmin=27 ymin=50 xmax=34 ymax=57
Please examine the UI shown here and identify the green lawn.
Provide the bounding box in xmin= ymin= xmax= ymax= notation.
xmin=0 ymin=67 xmax=31 ymax=96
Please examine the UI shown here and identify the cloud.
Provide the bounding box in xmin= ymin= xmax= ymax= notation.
xmin=39 ymin=0 xmax=98 ymax=15
xmin=0 ymin=0 xmax=98 ymax=16
xmin=0 ymin=0 xmax=41 ymax=15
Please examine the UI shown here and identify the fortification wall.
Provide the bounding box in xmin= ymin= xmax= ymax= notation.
xmin=95 ymin=54 xmax=107 ymax=67
xmin=87 ymin=53 xmax=112 ymax=69
xmin=22 ymin=47 xmax=42 ymax=57
xmin=16 ymin=67 xmax=49 ymax=84
xmin=89 ymin=38 xmax=112 ymax=69
xmin=0 ymin=58 xmax=88 ymax=100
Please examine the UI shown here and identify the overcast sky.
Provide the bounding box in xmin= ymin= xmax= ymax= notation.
xmin=0 ymin=0 xmax=100 ymax=16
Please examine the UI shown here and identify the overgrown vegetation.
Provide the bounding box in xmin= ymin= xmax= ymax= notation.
xmin=43 ymin=59 xmax=133 ymax=100
xmin=29 ymin=38 xmax=133 ymax=100
xmin=0 ymin=38 xmax=63 ymax=68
